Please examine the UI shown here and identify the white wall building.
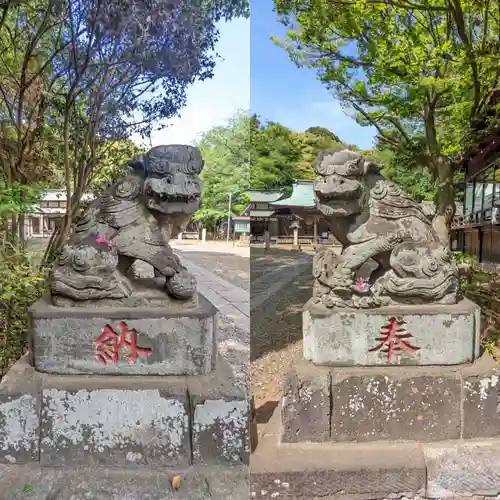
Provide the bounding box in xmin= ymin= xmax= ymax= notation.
xmin=25 ymin=190 xmax=94 ymax=238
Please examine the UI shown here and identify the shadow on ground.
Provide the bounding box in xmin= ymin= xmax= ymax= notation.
xmin=250 ymin=271 xmax=313 ymax=362
xmin=250 ymin=246 xmax=312 ymax=283
xmin=255 ymin=400 xmax=279 ymax=424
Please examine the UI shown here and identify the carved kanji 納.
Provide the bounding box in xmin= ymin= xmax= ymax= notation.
xmin=368 ymin=317 xmax=420 ymax=362
xmin=93 ymin=321 xmax=153 ymax=365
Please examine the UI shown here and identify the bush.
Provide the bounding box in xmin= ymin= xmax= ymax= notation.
xmin=452 ymin=251 xmax=478 ymax=267
xmin=0 ymin=238 xmax=47 ymax=377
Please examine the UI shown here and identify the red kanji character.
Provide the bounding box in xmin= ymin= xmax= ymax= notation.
xmin=93 ymin=321 xmax=153 ymax=366
xmin=368 ymin=317 xmax=420 ymax=362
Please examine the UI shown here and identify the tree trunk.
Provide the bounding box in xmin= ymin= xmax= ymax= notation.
xmin=432 ymin=155 xmax=455 ymax=246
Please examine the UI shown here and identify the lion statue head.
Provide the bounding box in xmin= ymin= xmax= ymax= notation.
xmin=129 ymin=144 xmax=203 ymax=217
xmin=313 ymin=149 xmax=382 ymax=217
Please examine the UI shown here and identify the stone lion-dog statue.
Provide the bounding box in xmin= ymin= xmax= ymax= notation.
xmin=311 ymin=149 xmax=459 ymax=309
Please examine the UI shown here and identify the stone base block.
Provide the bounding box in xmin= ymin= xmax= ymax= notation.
xmin=40 ymin=372 xmax=191 ymax=467
xmin=0 ymin=354 xmax=40 ymax=464
xmin=188 ymin=358 xmax=249 ymax=465
xmin=0 ymin=354 xmax=248 ymax=467
xmin=424 ymin=440 xmax=500 ymax=498
xmin=251 ymin=406 xmax=426 ymax=499
xmin=29 ymin=294 xmax=217 ymax=376
xmin=252 ymin=405 xmax=500 ymax=500
xmin=281 ymin=355 xmax=500 ymax=443
xmin=303 ymin=298 xmax=481 ymax=366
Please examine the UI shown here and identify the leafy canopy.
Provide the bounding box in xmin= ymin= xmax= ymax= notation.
xmin=195 ymin=111 xmax=250 ymax=226
xmin=273 ymin=0 xmax=500 ymax=169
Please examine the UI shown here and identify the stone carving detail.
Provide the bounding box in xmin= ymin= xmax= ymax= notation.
xmin=94 ymin=321 xmax=153 ymax=365
xmin=368 ymin=317 xmax=420 ymax=361
xmin=50 ymin=145 xmax=202 ymax=307
xmin=311 ymin=149 xmax=459 ymax=309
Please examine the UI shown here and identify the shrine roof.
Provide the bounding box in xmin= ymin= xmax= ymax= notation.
xmin=249 ymin=189 xmax=285 ymax=203
xmin=270 ymin=180 xmax=316 ymax=209
xmin=250 ymin=210 xmax=276 ymax=218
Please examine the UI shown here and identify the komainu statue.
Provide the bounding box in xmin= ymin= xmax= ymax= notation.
xmin=311 ymin=149 xmax=460 ymax=309
xmin=50 ymin=145 xmax=202 ymax=307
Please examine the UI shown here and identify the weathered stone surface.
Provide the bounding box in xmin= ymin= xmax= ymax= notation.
xmin=39 ymin=373 xmax=190 ymax=467
xmin=0 ymin=464 xmax=249 ymax=499
xmin=49 ymin=145 xmax=203 ymax=306
xmin=0 ymin=355 xmax=41 ymax=464
xmin=201 ymin=466 xmax=250 ymax=500
xmin=330 ymin=370 xmax=461 ymax=442
xmin=281 ymin=363 xmax=331 ymax=443
xmin=303 ymin=298 xmax=480 ymax=366
xmin=30 ymin=294 xmax=218 ymax=376
xmin=309 ymin=149 xmax=459 ymax=309
xmin=424 ymin=440 xmax=500 ymax=498
xmin=462 ymin=354 xmax=500 ymax=438
xmin=188 ymin=356 xmax=248 ymax=465
xmin=252 ymin=407 xmax=426 ymax=499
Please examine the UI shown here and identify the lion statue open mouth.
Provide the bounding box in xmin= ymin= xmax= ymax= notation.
xmin=50 ymin=145 xmax=203 ymax=307
xmin=310 ymin=148 xmax=460 ymax=309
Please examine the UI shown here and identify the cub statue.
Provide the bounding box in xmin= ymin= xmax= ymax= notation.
xmin=50 ymin=145 xmax=203 ymax=307
xmin=311 ymin=149 xmax=460 ymax=309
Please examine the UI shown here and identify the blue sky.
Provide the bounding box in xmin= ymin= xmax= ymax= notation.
xmin=149 ymin=0 xmax=376 ymax=149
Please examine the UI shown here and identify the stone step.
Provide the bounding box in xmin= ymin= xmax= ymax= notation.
xmin=251 ymin=406 xmax=500 ymax=499
xmin=0 ymin=463 xmax=248 ymax=500
xmin=0 ymin=353 xmax=248 ymax=467
xmin=281 ymin=354 xmax=500 ymax=443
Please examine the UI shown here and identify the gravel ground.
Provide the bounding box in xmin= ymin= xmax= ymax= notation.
xmin=176 ymin=250 xmax=249 ymax=291
xmin=251 ymin=270 xmax=313 ymax=416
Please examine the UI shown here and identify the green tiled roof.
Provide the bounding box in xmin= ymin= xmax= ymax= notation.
xmin=270 ymin=181 xmax=316 ymax=209
xmin=250 ymin=210 xmax=276 ymax=218
xmin=249 ymin=190 xmax=285 ymax=203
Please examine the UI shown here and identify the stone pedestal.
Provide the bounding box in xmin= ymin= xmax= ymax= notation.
xmin=251 ymin=354 xmax=500 ymax=499
xmin=251 ymin=298 xmax=500 ymax=499
xmin=304 ymin=298 xmax=481 ymax=366
xmin=29 ymin=295 xmax=217 ymax=376
xmin=0 ymin=295 xmax=248 ymax=469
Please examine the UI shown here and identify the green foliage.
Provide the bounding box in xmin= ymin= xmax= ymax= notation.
xmin=452 ymin=251 xmax=478 ymax=267
xmin=0 ymin=182 xmax=44 ymax=216
xmin=0 ymin=239 xmax=46 ymax=376
xmin=89 ymin=140 xmax=145 ymax=196
xmin=304 ymin=126 xmax=340 ymax=143
xmin=250 ymin=115 xmax=343 ymax=189
xmin=273 ymin=0 xmax=500 ymax=228
xmin=195 ymin=111 xmax=251 ymax=226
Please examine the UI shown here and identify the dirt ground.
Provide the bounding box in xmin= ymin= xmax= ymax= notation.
xmin=251 ymin=265 xmax=313 ymax=435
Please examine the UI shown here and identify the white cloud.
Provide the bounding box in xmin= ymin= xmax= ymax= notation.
xmin=133 ymin=18 xmax=250 ymax=148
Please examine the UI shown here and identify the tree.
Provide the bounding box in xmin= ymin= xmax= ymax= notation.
xmin=250 ymin=116 xmax=343 ymax=189
xmin=273 ymin=0 xmax=500 ymax=243
xmin=195 ymin=111 xmax=250 ymax=229
xmin=0 ymin=1 xmax=66 ymax=241
xmin=0 ymin=0 xmax=249 ymax=254
xmin=87 ymin=140 xmax=145 ymax=196
xmin=305 ymin=126 xmax=340 ymax=143
xmin=250 ymin=117 xmax=301 ymax=189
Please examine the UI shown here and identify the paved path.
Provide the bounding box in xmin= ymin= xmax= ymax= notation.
xmin=176 ymin=250 xmax=249 ymax=290
xmin=171 ymin=240 xmax=250 ymax=257
xmin=0 ymin=464 xmax=248 ymax=499
xmin=177 ymin=255 xmax=249 ymax=393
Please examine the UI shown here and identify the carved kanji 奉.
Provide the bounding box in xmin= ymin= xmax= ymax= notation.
xmin=368 ymin=317 xmax=420 ymax=362
xmin=94 ymin=321 xmax=153 ymax=365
